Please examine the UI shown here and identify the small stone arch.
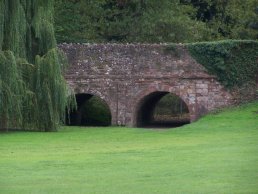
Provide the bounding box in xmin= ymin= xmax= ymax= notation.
xmin=67 ymin=89 xmax=114 ymax=126
xmin=75 ymin=88 xmax=117 ymax=124
xmin=130 ymin=84 xmax=196 ymax=127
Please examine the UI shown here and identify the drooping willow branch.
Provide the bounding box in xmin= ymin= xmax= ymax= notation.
xmin=0 ymin=0 xmax=76 ymax=131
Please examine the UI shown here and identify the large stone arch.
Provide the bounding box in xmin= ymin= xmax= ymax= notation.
xmin=130 ymin=84 xmax=196 ymax=127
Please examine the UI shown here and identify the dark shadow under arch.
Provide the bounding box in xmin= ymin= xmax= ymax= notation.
xmin=66 ymin=93 xmax=112 ymax=126
xmin=136 ymin=92 xmax=190 ymax=128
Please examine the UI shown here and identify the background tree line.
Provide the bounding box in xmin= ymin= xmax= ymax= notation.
xmin=54 ymin=0 xmax=258 ymax=43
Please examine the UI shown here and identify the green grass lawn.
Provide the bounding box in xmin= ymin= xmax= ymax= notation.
xmin=0 ymin=102 xmax=258 ymax=194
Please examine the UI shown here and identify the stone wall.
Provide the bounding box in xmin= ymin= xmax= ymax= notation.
xmin=59 ymin=43 xmax=234 ymax=127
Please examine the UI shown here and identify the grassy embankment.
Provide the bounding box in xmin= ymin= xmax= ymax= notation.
xmin=0 ymin=101 xmax=258 ymax=193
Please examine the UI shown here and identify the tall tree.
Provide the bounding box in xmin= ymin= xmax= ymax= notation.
xmin=0 ymin=0 xmax=74 ymax=132
xmin=182 ymin=0 xmax=258 ymax=40
xmin=54 ymin=0 xmax=208 ymax=43
xmin=55 ymin=0 xmax=258 ymax=43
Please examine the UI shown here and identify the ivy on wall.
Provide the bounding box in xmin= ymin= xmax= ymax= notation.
xmin=186 ymin=40 xmax=258 ymax=89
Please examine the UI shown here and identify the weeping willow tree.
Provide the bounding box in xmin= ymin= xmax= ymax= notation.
xmin=0 ymin=0 xmax=75 ymax=132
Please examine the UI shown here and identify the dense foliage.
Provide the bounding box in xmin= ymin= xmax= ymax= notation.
xmin=54 ymin=0 xmax=208 ymax=43
xmin=187 ymin=40 xmax=258 ymax=88
xmin=54 ymin=0 xmax=258 ymax=43
xmin=154 ymin=94 xmax=189 ymax=115
xmin=81 ymin=96 xmax=111 ymax=126
xmin=182 ymin=0 xmax=258 ymax=40
xmin=0 ymin=0 xmax=74 ymax=131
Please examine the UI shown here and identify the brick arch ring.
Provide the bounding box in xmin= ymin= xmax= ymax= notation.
xmin=73 ymin=88 xmax=115 ymax=124
xmin=130 ymin=84 xmax=196 ymax=127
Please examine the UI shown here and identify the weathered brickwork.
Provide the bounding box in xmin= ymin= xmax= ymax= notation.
xmin=59 ymin=43 xmax=234 ymax=127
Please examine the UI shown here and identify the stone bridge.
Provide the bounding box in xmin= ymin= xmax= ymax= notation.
xmin=59 ymin=43 xmax=233 ymax=127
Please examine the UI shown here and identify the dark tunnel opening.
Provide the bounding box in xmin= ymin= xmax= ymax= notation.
xmin=136 ymin=92 xmax=190 ymax=128
xmin=66 ymin=93 xmax=112 ymax=126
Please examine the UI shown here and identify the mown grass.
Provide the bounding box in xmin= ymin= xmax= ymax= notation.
xmin=0 ymin=102 xmax=258 ymax=194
